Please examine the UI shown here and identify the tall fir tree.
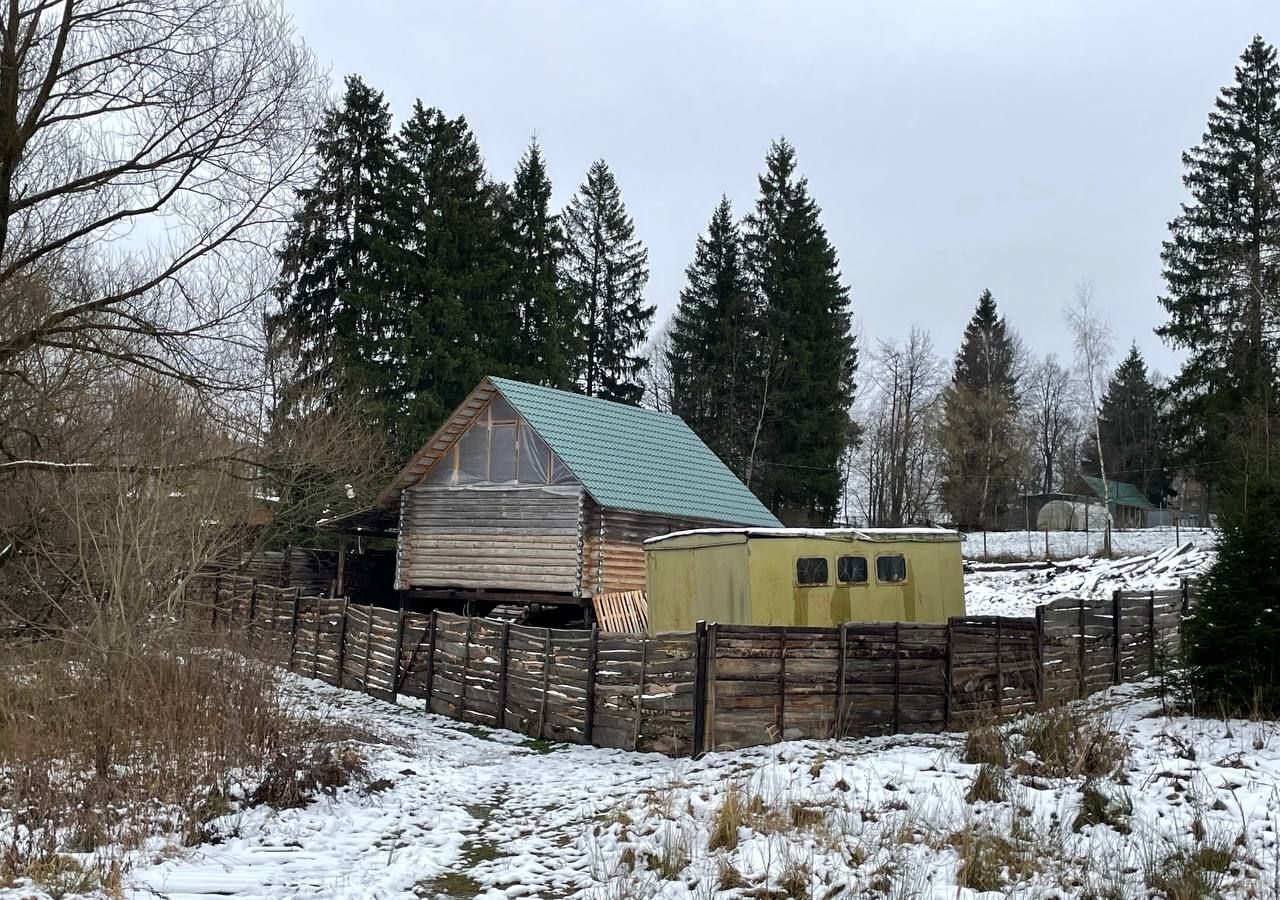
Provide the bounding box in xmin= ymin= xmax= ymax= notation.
xmin=744 ymin=139 xmax=858 ymax=523
xmin=561 ymin=160 xmax=653 ymax=404
xmin=938 ymin=290 xmax=1021 ymax=530
xmin=1158 ymin=35 xmax=1280 ymax=494
xmin=272 ymin=75 xmax=397 ymax=424
xmin=668 ymin=196 xmax=757 ymax=476
xmin=387 ymin=103 xmax=516 ymax=457
xmin=1081 ymin=345 xmax=1173 ymax=506
xmin=502 ymin=140 xmax=576 ymax=389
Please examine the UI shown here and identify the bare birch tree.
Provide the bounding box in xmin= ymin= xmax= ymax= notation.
xmin=1065 ymin=280 xmax=1115 ymax=552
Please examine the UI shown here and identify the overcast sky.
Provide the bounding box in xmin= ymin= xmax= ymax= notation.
xmin=289 ymin=1 xmax=1279 ymax=379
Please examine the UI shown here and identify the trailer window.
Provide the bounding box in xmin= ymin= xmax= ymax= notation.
xmin=795 ymin=557 xmax=828 ymax=586
xmin=876 ymin=555 xmax=907 ymax=583
xmin=837 ymin=555 xmax=868 ymax=584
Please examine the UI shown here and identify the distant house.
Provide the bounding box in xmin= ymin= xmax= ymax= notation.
xmin=1029 ymin=475 xmax=1155 ymax=531
xmin=324 ymin=376 xmax=779 ymax=615
xmin=1073 ymin=475 xmax=1155 ymax=528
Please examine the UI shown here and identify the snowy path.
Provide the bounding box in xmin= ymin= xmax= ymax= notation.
xmin=130 ymin=679 xmax=683 ymax=900
xmin=104 ymin=670 xmax=1280 ymax=900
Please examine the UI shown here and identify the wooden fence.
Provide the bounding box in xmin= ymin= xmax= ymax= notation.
xmin=194 ymin=573 xmax=1198 ymax=756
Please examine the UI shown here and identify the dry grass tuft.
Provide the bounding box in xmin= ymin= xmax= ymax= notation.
xmin=963 ymin=721 xmax=1009 ymax=767
xmin=1071 ymin=780 xmax=1133 ymax=834
xmin=0 ymin=631 xmax=377 ymax=892
xmin=951 ymin=826 xmax=1041 ymax=893
xmin=965 ymin=764 xmax=1009 ymax=804
xmin=1012 ymin=706 xmax=1128 ymax=779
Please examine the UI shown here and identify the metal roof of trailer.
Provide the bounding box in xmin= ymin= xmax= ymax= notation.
xmin=644 ymin=526 xmax=960 ymax=546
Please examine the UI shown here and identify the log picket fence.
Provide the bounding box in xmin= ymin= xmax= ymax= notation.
xmin=196 ymin=574 xmax=1198 ymax=756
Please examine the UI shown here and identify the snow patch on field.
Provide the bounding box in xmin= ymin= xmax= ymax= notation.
xmin=961 ymin=526 xmax=1216 ymax=561
xmin=963 ymin=542 xmax=1216 ymax=618
xmin=9 ymin=670 xmax=1276 ymax=900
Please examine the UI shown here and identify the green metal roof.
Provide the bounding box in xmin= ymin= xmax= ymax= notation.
xmin=1079 ymin=475 xmax=1155 ymax=510
xmin=488 ymin=376 xmax=781 ymax=528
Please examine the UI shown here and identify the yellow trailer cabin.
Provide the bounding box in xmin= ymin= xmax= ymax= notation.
xmin=644 ymin=528 xmax=965 ymax=632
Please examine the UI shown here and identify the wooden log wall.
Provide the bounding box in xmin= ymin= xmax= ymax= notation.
xmin=581 ymin=502 xmax=726 ymax=595
xmin=193 ymin=575 xmax=1198 ymax=757
xmin=396 ymin=486 xmax=583 ymax=594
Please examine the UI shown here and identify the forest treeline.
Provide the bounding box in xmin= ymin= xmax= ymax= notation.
xmin=271 ymin=77 xmax=855 ymax=523
xmin=271 ymin=35 xmax=1280 ymax=529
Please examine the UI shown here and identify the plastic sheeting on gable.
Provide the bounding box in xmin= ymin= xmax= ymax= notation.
xmin=425 ymin=400 xmax=576 ymax=487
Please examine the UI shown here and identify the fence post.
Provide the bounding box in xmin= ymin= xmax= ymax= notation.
xmin=1077 ymin=598 xmax=1087 ymax=700
xmin=288 ymin=587 xmax=301 ymax=671
xmin=994 ymin=618 xmax=1004 ymax=716
xmin=362 ymin=605 xmax=374 ymax=695
xmin=944 ymin=618 xmax=955 ymax=729
xmin=1111 ymin=590 xmax=1122 ymax=684
xmin=835 ymin=623 xmax=848 ymax=739
xmin=706 ymin=623 xmax=719 ymax=750
xmin=247 ymin=579 xmax=258 ymax=644
xmin=584 ymin=624 xmax=599 ymax=747
xmin=424 ymin=610 xmax=438 ymax=712
xmin=498 ymin=621 xmax=512 ymax=733
xmin=1034 ymin=606 xmax=1046 ymax=705
xmin=691 ymin=621 xmax=707 ymax=757
xmin=893 ymin=621 xmax=902 ymax=734
xmin=391 ymin=595 xmax=406 ymax=701
xmin=1148 ymin=589 xmax=1157 ymax=676
xmin=312 ymin=599 xmax=321 ymax=680
xmin=460 ymin=617 xmax=474 ymax=717
xmin=776 ymin=629 xmax=787 ymax=740
xmin=630 ymin=634 xmax=648 ymax=751
xmin=335 ymin=597 xmax=350 ymax=689
xmin=211 ymin=573 xmax=221 ymax=627
xmin=539 ymin=628 xmax=553 ymax=741
xmin=270 ymin=587 xmax=280 ymax=640
xmin=1181 ymin=577 xmax=1190 ymax=617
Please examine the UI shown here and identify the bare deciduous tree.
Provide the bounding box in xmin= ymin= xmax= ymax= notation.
xmin=1066 ymin=280 xmax=1115 ymax=550
xmin=0 ymin=0 xmax=322 ymax=417
xmin=849 ymin=328 xmax=946 ymax=527
xmin=1024 ymin=353 xmax=1077 ymax=494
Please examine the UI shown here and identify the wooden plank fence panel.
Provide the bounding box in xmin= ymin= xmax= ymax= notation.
xmin=202 ymin=567 xmax=1194 ymax=758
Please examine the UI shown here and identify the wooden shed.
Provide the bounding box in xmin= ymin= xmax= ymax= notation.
xmin=644 ymin=527 xmax=966 ymax=632
xmin=330 ymin=377 xmax=779 ymax=610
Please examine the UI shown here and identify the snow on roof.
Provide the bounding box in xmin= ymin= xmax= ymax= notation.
xmin=644 ymin=526 xmax=960 ymax=545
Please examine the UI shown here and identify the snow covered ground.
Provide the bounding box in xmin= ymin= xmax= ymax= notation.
xmin=961 ymin=526 xmax=1216 ymax=561
xmin=963 ymin=543 xmax=1216 ymax=618
xmin=10 ymin=671 xmax=1279 ymax=900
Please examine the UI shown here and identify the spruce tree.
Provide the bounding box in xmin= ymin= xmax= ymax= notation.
xmin=669 ymin=196 xmax=757 ymax=476
xmin=1158 ymin=35 xmax=1280 ymax=493
xmin=938 ymin=290 xmax=1020 ymax=530
xmin=561 ymin=160 xmax=653 ymax=404
xmin=744 ymin=139 xmax=857 ymax=523
xmin=387 ymin=103 xmax=514 ymax=456
xmin=1081 ymin=345 xmax=1172 ymax=506
xmin=503 ymin=140 xmax=575 ymax=389
xmin=1184 ymin=478 xmax=1280 ymax=712
xmin=273 ymin=75 xmax=397 ymax=424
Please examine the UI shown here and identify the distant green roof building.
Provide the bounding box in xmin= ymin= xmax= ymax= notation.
xmin=1076 ymin=475 xmax=1154 ymax=511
